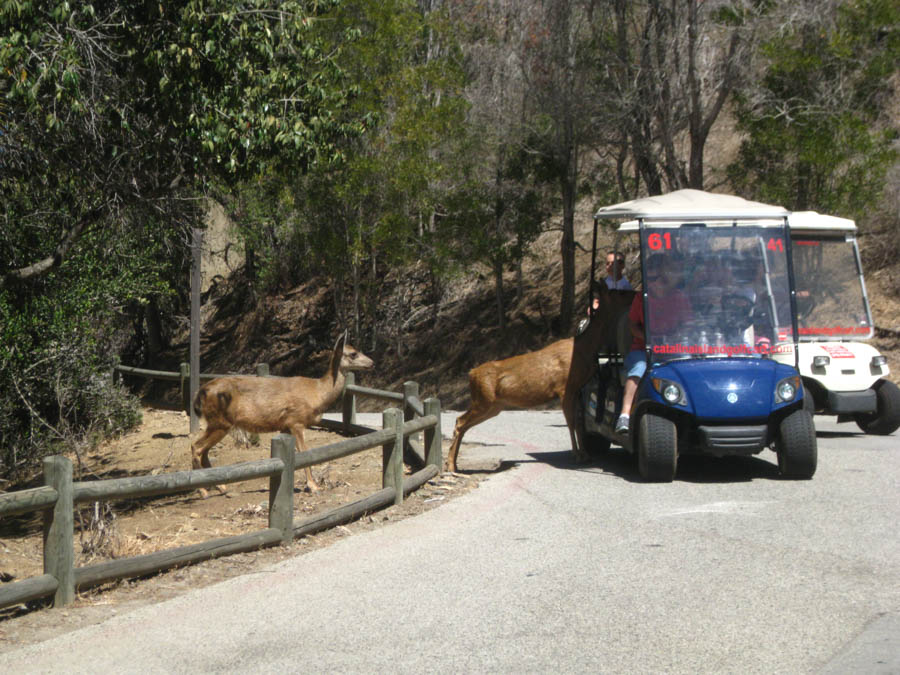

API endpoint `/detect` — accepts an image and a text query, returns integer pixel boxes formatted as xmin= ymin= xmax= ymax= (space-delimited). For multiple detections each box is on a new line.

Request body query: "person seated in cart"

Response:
xmin=690 ymin=251 xmax=772 ymax=353
xmin=615 ymin=252 xmax=692 ymax=434
xmin=587 ymin=251 xmax=633 ymax=315
xmin=604 ymin=250 xmax=632 ymax=290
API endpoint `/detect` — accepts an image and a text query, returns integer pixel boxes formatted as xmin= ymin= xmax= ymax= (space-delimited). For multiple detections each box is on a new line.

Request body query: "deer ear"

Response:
xmin=333 ymin=331 xmax=347 ymax=354
xmin=329 ymin=332 xmax=347 ymax=383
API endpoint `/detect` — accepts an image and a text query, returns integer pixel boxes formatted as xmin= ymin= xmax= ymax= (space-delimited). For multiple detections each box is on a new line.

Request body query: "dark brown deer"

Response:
xmin=447 ymin=286 xmax=634 ymax=472
xmin=191 ymin=332 xmax=374 ymax=493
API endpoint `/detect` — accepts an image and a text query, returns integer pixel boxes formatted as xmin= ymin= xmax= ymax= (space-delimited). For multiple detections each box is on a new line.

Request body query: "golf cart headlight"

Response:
xmin=652 ymin=378 xmax=685 ymax=406
xmin=871 ymin=355 xmax=887 ymax=367
xmin=812 ymin=355 xmax=830 ymax=368
xmin=775 ymin=376 xmax=799 ymax=403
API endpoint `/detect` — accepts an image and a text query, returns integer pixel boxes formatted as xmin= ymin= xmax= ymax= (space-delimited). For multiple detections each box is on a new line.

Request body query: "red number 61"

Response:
xmin=647 ymin=232 xmax=672 ymax=250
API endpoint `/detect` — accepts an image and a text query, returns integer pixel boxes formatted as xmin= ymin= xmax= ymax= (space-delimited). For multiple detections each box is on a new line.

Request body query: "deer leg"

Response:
xmin=190 ymin=427 xmax=229 ymax=497
xmin=191 ymin=428 xmax=228 ymax=470
xmin=562 ymin=392 xmax=588 ymax=464
xmin=446 ymin=404 xmax=502 ymax=473
xmin=290 ymin=425 xmax=319 ymax=492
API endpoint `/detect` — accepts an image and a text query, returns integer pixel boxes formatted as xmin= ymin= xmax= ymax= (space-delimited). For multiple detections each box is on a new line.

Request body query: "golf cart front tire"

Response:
xmin=777 ymin=409 xmax=817 ymax=479
xmin=638 ymin=413 xmax=677 ymax=482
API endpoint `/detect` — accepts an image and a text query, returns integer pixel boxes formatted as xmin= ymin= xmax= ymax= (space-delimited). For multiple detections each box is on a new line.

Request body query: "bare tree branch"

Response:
xmin=1 ymin=207 xmax=102 ymax=287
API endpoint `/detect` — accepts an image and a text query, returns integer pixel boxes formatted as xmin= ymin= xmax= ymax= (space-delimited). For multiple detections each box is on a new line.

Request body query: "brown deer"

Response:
xmin=446 ymin=286 xmax=635 ymax=472
xmin=191 ymin=332 xmax=374 ymax=493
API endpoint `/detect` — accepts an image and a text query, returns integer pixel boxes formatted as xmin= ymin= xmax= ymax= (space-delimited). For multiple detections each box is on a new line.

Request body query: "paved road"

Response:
xmin=1 ymin=411 xmax=898 ymax=674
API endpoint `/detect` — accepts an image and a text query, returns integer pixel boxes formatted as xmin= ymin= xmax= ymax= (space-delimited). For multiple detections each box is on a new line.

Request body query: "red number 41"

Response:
xmin=767 ymin=238 xmax=784 ymax=252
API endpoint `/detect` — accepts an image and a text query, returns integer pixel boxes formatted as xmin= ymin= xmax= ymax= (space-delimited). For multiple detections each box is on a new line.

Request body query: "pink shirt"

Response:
xmin=629 ymin=290 xmax=692 ymax=351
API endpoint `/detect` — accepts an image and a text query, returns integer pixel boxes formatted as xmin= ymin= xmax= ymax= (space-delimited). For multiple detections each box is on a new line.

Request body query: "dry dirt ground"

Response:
xmin=0 ymin=407 xmax=483 ymax=652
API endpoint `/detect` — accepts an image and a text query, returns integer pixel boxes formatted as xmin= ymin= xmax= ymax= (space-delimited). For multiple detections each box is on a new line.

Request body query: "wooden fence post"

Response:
xmin=382 ymin=408 xmax=403 ymax=505
xmin=42 ymin=456 xmax=74 ymax=606
xmin=424 ymin=397 xmax=443 ymax=469
xmin=180 ymin=362 xmax=190 ymax=417
xmin=256 ymin=363 xmax=270 ymax=377
xmin=403 ymin=381 xmax=419 ymax=465
xmin=269 ymin=435 xmax=295 ymax=545
xmin=342 ymin=371 xmax=356 ymax=425
xmin=403 ymin=381 xmax=419 ymax=424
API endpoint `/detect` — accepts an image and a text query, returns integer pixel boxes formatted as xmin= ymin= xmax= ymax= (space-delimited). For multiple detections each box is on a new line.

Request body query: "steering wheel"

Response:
xmin=719 ymin=293 xmax=755 ymax=331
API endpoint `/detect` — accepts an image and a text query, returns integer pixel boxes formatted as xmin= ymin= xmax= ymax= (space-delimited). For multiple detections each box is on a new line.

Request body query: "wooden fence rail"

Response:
xmin=0 ymin=373 xmax=442 ymax=612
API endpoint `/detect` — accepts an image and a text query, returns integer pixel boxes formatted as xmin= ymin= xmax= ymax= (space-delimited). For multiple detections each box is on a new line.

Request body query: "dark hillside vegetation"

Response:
xmin=152 ymin=225 xmax=601 ymax=411
xmin=149 ymin=211 xmax=900 ymax=419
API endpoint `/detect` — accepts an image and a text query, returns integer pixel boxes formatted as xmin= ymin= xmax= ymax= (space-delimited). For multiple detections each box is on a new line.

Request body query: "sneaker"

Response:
xmin=615 ymin=414 xmax=630 ymax=434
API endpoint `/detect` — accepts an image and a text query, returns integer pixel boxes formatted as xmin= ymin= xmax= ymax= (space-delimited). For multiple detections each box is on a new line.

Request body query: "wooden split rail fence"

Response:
xmin=0 ymin=368 xmax=442 ymax=611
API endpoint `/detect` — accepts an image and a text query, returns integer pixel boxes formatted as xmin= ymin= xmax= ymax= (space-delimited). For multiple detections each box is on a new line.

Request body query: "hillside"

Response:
xmin=152 ymin=199 xmax=900 ymax=413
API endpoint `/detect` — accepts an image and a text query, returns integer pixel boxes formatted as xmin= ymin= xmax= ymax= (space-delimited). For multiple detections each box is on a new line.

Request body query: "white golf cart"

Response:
xmin=772 ymin=211 xmax=900 ymax=435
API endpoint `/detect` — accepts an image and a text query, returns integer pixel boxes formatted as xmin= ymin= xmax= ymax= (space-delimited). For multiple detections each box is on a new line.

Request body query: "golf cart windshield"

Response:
xmin=640 ymin=224 xmax=793 ymax=363
xmin=791 ymin=235 xmax=873 ymax=340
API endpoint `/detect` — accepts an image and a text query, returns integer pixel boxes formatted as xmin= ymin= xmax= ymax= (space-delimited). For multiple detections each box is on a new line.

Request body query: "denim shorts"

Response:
xmin=625 ymin=349 xmax=647 ymax=380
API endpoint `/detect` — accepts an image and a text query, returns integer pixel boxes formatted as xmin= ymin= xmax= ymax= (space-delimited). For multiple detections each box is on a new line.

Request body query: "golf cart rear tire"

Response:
xmin=585 ymin=433 xmax=612 ymax=456
xmin=854 ymin=379 xmax=900 ymax=436
xmin=638 ymin=413 xmax=677 ymax=482
xmin=575 ymin=395 xmax=611 ymax=456
xmin=777 ymin=410 xmax=817 ymax=479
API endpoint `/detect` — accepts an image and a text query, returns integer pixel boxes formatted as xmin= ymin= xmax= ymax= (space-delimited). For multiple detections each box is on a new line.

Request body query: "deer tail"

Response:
xmin=192 ymin=387 xmax=206 ymax=419
xmin=193 ymin=386 xmax=232 ymax=420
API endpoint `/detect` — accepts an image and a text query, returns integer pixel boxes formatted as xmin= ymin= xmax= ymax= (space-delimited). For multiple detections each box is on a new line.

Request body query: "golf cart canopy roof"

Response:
xmin=595 ymin=189 xmax=789 ymax=225
xmin=787 ymin=211 xmax=857 ymax=235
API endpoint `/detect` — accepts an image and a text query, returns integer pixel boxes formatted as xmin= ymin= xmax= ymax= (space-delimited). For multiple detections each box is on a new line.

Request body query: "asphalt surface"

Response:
xmin=1 ymin=411 xmax=897 ymax=674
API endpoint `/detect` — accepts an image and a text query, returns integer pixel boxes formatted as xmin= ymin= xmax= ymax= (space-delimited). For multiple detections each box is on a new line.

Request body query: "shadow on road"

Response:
xmin=526 ymin=447 xmax=783 ymax=484
xmin=673 ymin=454 xmax=781 ymax=483
xmin=815 ymin=429 xmax=863 ymax=440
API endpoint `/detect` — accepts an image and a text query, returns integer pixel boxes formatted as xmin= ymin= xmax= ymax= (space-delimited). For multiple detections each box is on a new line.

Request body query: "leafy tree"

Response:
xmin=443 ymin=153 xmax=547 ymax=330
xmin=515 ymin=0 xmax=600 ymax=332
xmin=0 ymin=0 xmax=363 ymax=477
xmin=0 ymin=217 xmax=164 ymax=478
xmin=457 ymin=1 xmax=555 ymax=329
xmin=1 ymin=0 xmax=362 ymax=285
xmin=224 ymin=0 xmax=476 ymax=352
xmin=728 ymin=0 xmax=900 ymax=216
xmin=590 ymin=0 xmax=760 ymax=196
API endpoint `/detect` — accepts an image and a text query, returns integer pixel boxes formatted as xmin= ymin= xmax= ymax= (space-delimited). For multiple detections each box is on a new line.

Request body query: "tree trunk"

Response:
xmin=145 ymin=297 xmax=165 ymax=360
xmin=557 ymin=0 xmax=578 ymax=334
xmin=515 ymin=258 xmax=523 ymax=307
xmin=493 ymin=260 xmax=506 ymax=331
xmin=1 ymin=208 xmax=100 ymax=287
xmin=351 ymin=259 xmax=361 ymax=343
xmin=559 ymin=165 xmax=577 ymax=334
xmin=368 ymin=252 xmax=378 ymax=354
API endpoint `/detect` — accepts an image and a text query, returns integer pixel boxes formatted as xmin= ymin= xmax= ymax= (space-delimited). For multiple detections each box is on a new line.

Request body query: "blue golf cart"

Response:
xmin=580 ymin=190 xmax=817 ymax=481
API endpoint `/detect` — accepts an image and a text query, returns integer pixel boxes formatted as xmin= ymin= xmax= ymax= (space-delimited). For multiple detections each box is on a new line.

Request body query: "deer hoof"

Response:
xmin=571 ymin=449 xmax=590 ymax=464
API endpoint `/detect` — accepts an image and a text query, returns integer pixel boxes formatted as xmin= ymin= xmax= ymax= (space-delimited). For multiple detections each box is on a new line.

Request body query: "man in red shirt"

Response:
xmin=615 ymin=253 xmax=691 ymax=434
